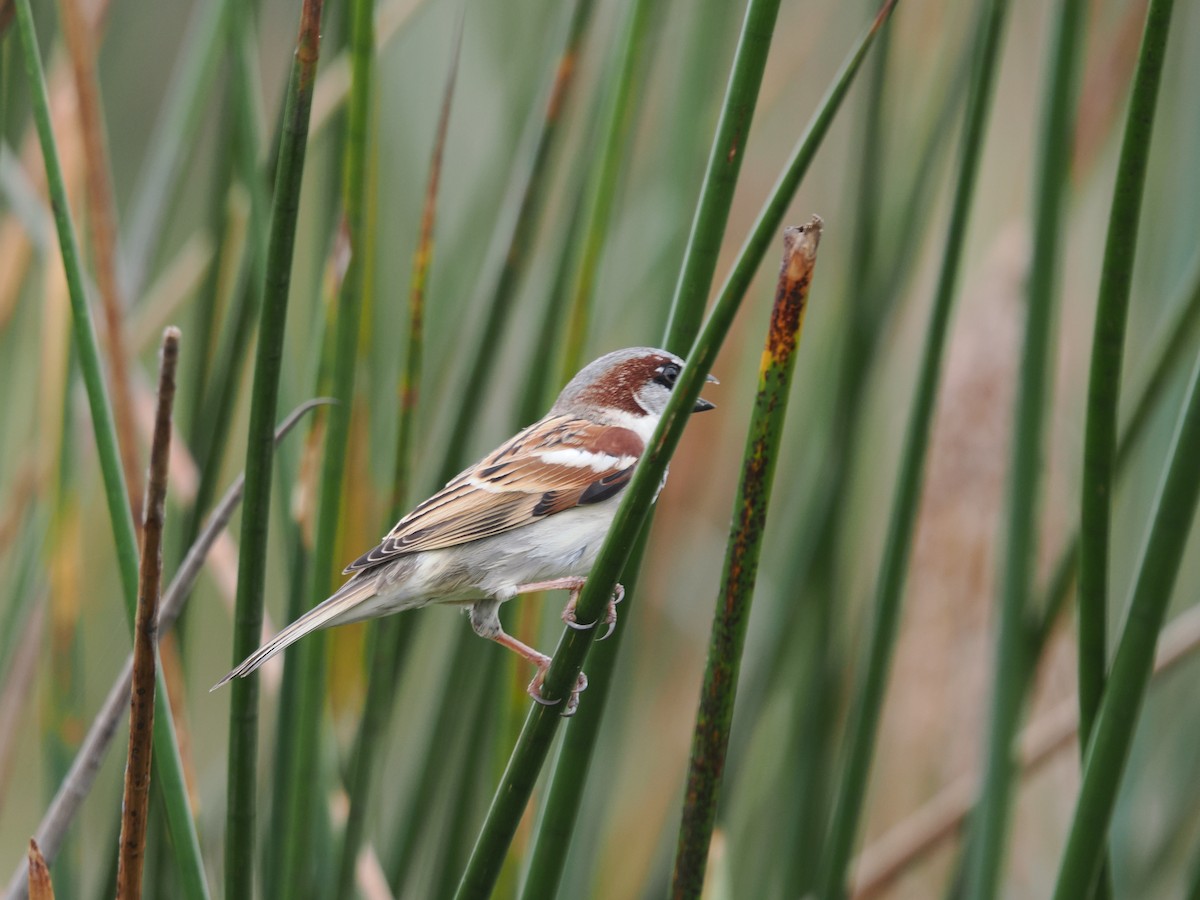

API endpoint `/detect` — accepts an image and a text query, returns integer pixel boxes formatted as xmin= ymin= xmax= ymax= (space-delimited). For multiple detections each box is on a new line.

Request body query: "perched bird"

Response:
xmin=215 ymin=347 xmax=716 ymax=714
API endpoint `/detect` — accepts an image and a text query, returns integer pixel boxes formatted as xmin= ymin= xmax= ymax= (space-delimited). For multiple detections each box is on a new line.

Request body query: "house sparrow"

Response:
xmin=215 ymin=347 xmax=716 ymax=714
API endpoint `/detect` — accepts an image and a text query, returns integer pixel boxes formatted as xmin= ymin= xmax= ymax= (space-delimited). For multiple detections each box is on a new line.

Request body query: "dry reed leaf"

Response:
xmin=26 ymin=840 xmax=53 ymax=900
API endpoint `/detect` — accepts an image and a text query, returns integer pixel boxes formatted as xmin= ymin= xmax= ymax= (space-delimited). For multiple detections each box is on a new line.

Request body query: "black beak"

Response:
xmin=692 ymin=373 xmax=718 ymax=412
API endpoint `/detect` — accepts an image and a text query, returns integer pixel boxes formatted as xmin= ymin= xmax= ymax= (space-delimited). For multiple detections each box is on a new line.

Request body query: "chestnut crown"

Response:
xmin=552 ymin=347 xmax=716 ymax=419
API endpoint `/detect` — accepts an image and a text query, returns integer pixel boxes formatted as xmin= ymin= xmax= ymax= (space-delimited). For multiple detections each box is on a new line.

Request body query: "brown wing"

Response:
xmin=344 ymin=416 xmax=643 ymax=572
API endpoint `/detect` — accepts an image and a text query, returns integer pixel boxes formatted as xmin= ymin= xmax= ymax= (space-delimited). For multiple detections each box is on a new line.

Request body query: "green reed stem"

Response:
xmin=223 ymin=2 xmax=325 ymax=896
xmin=1077 ymin=0 xmax=1174 ymax=761
xmin=660 ymin=0 xmax=782 ymax=351
xmin=278 ymin=1 xmax=371 ymax=893
xmin=1053 ymin=347 xmax=1200 ymax=898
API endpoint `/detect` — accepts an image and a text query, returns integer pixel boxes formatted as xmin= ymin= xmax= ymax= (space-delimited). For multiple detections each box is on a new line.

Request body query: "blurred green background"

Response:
xmin=2 ymin=0 xmax=1200 ymax=896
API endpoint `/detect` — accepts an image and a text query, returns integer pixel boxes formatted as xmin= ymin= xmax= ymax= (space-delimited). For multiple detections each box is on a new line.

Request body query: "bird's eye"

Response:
xmin=655 ymin=364 xmax=680 ymax=388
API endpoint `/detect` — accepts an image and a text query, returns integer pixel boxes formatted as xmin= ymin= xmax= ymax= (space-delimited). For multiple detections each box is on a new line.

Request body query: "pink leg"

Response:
xmin=488 ymin=623 xmax=588 ymax=717
xmin=515 ymin=577 xmax=588 ymax=594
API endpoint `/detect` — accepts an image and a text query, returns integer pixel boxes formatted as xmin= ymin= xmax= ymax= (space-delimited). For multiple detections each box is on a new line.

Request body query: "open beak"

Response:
xmin=693 ymin=373 xmax=719 ymax=412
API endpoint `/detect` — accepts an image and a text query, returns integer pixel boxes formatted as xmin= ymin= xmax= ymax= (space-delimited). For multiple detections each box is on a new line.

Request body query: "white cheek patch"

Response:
xmin=539 ymin=448 xmax=637 ymax=472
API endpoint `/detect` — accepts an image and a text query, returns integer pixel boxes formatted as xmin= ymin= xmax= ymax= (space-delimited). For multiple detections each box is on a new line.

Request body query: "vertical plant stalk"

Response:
xmin=25 ymin=843 xmax=51 ymax=900
xmin=276 ymin=0 xmax=377 ymax=890
xmin=57 ymin=0 xmax=143 ymax=511
xmin=1 ymin=402 xmax=325 ymax=900
xmin=818 ymin=0 xmax=1011 ymax=895
xmin=660 ymin=0 xmax=783 ymax=349
xmin=116 ymin=328 xmax=179 ymax=900
xmin=672 ymin=220 xmax=822 ymax=897
xmin=521 ymin=7 xmax=897 ymax=894
xmin=12 ymin=2 xmax=208 ymax=896
xmin=223 ymin=2 xmax=325 ymax=897
xmin=455 ymin=8 xmax=895 ymax=897
xmin=1053 ymin=347 xmax=1200 ymax=898
xmin=1077 ymin=0 xmax=1175 ymax=756
xmin=966 ymin=0 xmax=1087 ymax=895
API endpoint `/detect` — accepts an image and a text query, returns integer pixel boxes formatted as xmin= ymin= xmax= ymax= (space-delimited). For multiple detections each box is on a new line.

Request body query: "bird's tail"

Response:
xmin=211 ymin=574 xmax=377 ymax=690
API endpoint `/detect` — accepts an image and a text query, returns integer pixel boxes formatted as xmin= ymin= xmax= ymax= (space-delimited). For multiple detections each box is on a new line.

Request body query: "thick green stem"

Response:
xmin=1053 ymin=346 xmax=1200 ymax=897
xmin=659 ymin=0 xmax=783 ymax=349
xmin=278 ymin=0 xmax=371 ymax=891
xmin=1077 ymin=0 xmax=1175 ymax=761
xmin=223 ymin=2 xmax=325 ymax=896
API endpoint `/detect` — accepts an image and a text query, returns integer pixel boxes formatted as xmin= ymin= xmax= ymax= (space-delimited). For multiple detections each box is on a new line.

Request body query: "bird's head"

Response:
xmin=552 ymin=347 xmax=718 ymax=423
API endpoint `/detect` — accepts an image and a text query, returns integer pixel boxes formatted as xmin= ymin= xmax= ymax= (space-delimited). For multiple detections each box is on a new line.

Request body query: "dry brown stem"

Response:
xmin=24 ymin=843 xmax=52 ymax=900
xmin=115 ymin=328 xmax=179 ymax=900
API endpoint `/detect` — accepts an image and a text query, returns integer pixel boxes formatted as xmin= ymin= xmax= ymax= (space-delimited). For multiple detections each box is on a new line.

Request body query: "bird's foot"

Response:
xmin=527 ymin=662 xmax=588 ymax=717
xmin=562 ymin=583 xmax=624 ymax=640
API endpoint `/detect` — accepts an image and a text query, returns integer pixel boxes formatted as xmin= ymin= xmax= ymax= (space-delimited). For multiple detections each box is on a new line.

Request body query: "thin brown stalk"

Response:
xmin=850 ymin=601 xmax=1200 ymax=899
xmin=1 ymin=399 xmax=325 ymax=900
xmin=24 ymin=843 xmax=52 ymax=900
xmin=116 ymin=327 xmax=179 ymax=900
xmin=57 ymin=0 xmax=143 ymax=513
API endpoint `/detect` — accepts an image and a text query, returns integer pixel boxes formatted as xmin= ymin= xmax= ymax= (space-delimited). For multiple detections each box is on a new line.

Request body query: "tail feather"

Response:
xmin=211 ymin=575 xmax=377 ymax=690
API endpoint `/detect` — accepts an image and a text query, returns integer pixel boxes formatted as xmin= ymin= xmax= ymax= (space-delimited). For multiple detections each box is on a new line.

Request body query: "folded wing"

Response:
xmin=345 ymin=416 xmax=643 ymax=572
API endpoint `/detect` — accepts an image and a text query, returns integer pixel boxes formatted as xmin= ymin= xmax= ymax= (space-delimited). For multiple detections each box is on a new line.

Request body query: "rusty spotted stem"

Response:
xmin=671 ymin=219 xmax=823 ymax=898
xmin=116 ymin=328 xmax=179 ymax=900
